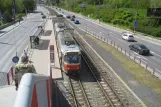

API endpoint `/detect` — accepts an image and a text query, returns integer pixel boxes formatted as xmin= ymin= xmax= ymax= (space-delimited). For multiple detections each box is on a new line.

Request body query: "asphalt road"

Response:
xmin=54 ymin=7 xmax=161 ymax=75
xmin=0 ymin=6 xmax=48 ymax=74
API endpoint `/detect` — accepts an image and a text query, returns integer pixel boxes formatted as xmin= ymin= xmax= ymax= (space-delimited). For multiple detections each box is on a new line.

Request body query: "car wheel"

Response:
xmin=137 ymin=50 xmax=140 ymax=54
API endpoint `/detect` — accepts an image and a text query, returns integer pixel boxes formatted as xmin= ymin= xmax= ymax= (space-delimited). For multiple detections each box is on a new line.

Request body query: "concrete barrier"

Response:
xmin=14 ymin=73 xmax=52 ymax=107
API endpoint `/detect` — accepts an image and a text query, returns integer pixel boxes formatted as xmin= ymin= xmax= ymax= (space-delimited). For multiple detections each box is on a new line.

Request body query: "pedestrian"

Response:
xmin=14 ymin=51 xmax=36 ymax=91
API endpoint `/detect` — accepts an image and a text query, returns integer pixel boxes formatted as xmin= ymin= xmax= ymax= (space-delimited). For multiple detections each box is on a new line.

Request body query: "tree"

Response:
xmin=23 ymin=0 xmax=36 ymax=13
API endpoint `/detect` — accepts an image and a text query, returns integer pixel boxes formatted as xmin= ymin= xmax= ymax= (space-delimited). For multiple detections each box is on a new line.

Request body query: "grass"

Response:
xmin=85 ymin=34 xmax=161 ymax=102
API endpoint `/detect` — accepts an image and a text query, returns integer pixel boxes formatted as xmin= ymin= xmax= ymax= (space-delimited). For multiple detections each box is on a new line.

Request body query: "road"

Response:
xmin=0 ymin=6 xmax=48 ymax=74
xmin=54 ymin=7 xmax=161 ymax=75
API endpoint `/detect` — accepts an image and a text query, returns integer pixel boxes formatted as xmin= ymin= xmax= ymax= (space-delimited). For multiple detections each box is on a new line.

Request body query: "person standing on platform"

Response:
xmin=14 ymin=51 xmax=36 ymax=91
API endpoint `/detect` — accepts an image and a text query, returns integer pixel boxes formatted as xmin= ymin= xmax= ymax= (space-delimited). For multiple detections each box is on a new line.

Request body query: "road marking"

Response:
xmin=132 ymin=52 xmax=148 ymax=60
xmin=150 ymin=51 xmax=161 ymax=58
xmin=155 ymin=69 xmax=161 ymax=73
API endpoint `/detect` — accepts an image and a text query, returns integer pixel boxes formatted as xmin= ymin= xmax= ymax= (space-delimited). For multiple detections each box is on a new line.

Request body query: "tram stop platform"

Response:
xmin=0 ymin=18 xmax=62 ymax=107
xmin=30 ymin=18 xmax=62 ymax=80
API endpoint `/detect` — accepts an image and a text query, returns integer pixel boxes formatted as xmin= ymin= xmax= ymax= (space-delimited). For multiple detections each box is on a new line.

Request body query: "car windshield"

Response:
xmin=129 ymin=35 xmax=133 ymax=37
xmin=139 ymin=44 xmax=148 ymax=49
xmin=64 ymin=52 xmax=80 ymax=63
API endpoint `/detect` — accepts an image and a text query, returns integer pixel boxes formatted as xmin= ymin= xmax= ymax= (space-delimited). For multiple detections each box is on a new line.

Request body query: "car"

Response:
xmin=66 ymin=15 xmax=71 ymax=19
xmin=71 ymin=17 xmax=75 ymax=21
xmin=74 ymin=20 xmax=79 ymax=24
xmin=72 ymin=15 xmax=75 ymax=18
xmin=122 ymin=33 xmax=134 ymax=41
xmin=129 ymin=44 xmax=150 ymax=55
xmin=56 ymin=14 xmax=63 ymax=17
xmin=42 ymin=15 xmax=46 ymax=19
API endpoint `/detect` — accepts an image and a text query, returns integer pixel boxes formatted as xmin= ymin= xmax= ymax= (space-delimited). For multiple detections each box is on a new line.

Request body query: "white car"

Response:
xmin=122 ymin=33 xmax=134 ymax=41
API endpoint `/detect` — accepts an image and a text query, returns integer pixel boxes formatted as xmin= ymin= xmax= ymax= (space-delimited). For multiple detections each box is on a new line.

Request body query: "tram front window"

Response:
xmin=64 ymin=52 xmax=80 ymax=64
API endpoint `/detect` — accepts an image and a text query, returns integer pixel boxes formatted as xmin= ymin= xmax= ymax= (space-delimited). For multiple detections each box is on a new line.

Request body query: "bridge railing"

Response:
xmin=14 ymin=71 xmax=52 ymax=107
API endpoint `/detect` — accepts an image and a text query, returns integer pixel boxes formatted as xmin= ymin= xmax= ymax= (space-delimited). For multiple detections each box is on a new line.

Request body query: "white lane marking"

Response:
xmin=116 ymin=38 xmax=131 ymax=46
xmin=155 ymin=69 xmax=161 ymax=73
xmin=150 ymin=51 xmax=161 ymax=58
xmin=132 ymin=52 xmax=148 ymax=60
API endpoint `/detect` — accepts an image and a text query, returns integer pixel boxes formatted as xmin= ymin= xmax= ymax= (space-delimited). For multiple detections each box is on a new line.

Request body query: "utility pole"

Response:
xmin=134 ymin=0 xmax=139 ymax=33
xmin=12 ymin=0 xmax=16 ymax=22
xmin=98 ymin=0 xmax=101 ymax=24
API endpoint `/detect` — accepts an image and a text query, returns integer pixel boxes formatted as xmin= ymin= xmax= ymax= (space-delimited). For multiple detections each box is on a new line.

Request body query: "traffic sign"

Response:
xmin=12 ymin=56 xmax=19 ymax=63
xmin=134 ymin=21 xmax=139 ymax=27
xmin=80 ymin=4 xmax=86 ymax=8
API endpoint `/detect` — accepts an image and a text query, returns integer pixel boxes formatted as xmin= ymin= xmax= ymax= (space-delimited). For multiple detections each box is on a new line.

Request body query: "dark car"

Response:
xmin=42 ymin=15 xmax=46 ymax=19
xmin=129 ymin=44 xmax=150 ymax=55
xmin=66 ymin=15 xmax=71 ymax=19
xmin=56 ymin=14 xmax=63 ymax=17
xmin=74 ymin=20 xmax=79 ymax=24
xmin=72 ymin=15 xmax=75 ymax=18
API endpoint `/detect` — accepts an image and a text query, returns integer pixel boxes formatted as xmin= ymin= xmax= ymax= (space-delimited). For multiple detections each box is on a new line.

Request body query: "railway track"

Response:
xmin=74 ymin=35 xmax=129 ymax=107
xmin=62 ymin=73 xmax=89 ymax=107
xmin=63 ymin=53 xmax=126 ymax=107
xmin=46 ymin=7 xmax=145 ymax=107
xmin=81 ymin=52 xmax=125 ymax=107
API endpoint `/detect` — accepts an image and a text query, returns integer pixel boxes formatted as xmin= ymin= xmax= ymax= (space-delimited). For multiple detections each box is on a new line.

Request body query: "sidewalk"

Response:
xmin=0 ymin=13 xmax=34 ymax=37
xmin=30 ymin=18 xmax=62 ymax=79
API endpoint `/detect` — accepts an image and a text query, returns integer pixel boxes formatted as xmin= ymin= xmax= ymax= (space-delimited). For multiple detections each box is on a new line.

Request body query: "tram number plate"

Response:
xmin=50 ymin=53 xmax=54 ymax=63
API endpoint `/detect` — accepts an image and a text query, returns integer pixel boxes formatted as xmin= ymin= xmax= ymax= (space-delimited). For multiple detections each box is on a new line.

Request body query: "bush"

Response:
xmin=16 ymin=13 xmax=24 ymax=19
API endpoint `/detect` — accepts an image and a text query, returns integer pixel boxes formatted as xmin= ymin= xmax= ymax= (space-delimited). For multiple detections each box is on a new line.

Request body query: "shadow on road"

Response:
xmin=0 ymin=31 xmax=6 ymax=34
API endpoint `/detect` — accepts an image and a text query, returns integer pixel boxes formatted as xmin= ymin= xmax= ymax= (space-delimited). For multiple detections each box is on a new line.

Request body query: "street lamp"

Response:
xmin=12 ymin=0 xmax=16 ymax=22
xmin=134 ymin=0 xmax=139 ymax=33
xmin=80 ymin=4 xmax=87 ymax=33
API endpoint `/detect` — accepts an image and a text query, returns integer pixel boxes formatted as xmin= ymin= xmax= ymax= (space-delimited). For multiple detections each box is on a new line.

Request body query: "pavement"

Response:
xmin=0 ymin=13 xmax=34 ymax=37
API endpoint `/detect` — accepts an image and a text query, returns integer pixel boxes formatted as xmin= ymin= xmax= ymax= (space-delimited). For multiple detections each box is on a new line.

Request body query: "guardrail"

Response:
xmin=86 ymin=31 xmax=161 ymax=80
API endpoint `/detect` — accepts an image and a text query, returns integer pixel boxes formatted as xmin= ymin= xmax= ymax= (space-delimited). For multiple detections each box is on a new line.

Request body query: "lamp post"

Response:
xmin=80 ymin=4 xmax=87 ymax=33
xmin=134 ymin=0 xmax=139 ymax=33
xmin=12 ymin=0 xmax=16 ymax=22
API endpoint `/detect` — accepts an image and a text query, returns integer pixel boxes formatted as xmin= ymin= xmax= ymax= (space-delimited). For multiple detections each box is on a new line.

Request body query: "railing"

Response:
xmin=14 ymin=73 xmax=52 ymax=107
xmin=0 ymin=67 xmax=14 ymax=86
